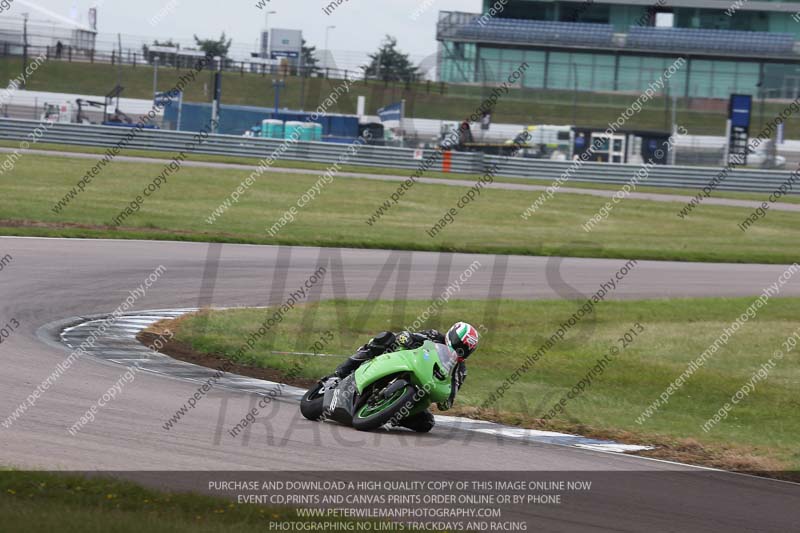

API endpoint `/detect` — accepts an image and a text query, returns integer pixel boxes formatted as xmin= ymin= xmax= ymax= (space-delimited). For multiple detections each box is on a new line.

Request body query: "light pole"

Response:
xmin=272 ymin=79 xmax=286 ymax=112
xmin=21 ymin=13 xmax=28 ymax=89
xmin=757 ymin=68 xmax=766 ymax=133
xmin=324 ymin=25 xmax=336 ymax=71
xmin=571 ymin=62 xmax=578 ymax=126
xmin=152 ymin=55 xmax=159 ymax=97
xmin=211 ymin=56 xmax=223 ymax=134
xmin=263 ymin=10 xmax=277 ymax=58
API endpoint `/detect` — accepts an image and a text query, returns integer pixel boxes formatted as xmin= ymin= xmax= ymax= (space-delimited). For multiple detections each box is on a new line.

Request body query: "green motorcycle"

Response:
xmin=300 ymin=340 xmax=457 ymax=432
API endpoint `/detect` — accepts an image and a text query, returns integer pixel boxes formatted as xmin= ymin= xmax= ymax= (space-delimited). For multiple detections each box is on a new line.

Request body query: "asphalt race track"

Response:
xmin=1 ymin=236 xmax=798 ymax=531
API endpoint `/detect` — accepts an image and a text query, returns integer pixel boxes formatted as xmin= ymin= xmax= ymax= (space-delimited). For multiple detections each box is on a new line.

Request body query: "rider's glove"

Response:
xmin=419 ymin=329 xmax=444 ymax=342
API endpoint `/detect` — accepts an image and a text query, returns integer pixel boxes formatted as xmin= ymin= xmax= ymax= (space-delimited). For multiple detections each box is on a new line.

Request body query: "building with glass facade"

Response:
xmin=437 ymin=1 xmax=800 ymax=99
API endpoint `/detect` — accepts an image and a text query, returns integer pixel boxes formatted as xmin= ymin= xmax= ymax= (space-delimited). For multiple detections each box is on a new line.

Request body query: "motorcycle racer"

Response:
xmin=333 ymin=322 xmax=479 ymax=432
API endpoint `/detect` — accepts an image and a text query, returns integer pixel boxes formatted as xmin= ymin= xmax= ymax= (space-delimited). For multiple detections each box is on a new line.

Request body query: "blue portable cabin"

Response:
xmin=260 ymin=110 xmax=359 ymax=143
xmin=164 ymin=101 xmax=360 ymax=142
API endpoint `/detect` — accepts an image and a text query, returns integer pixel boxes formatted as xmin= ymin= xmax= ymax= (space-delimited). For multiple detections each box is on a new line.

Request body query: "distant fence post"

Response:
xmin=474 ymin=151 xmax=487 ymax=174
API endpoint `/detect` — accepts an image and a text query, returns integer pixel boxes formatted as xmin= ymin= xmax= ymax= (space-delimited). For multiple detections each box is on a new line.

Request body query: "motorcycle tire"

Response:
xmin=352 ymin=379 xmax=417 ymax=431
xmin=300 ymin=381 xmax=326 ymax=421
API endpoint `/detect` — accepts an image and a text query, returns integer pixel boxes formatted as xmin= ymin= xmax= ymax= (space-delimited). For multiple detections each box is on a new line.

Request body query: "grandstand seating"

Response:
xmin=440 ymin=11 xmax=796 ymax=56
xmin=626 ymin=26 xmax=795 ymax=55
xmin=454 ymin=17 xmax=615 ymax=47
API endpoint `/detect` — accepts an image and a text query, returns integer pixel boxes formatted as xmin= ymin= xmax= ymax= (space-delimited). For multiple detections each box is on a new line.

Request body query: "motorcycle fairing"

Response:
xmin=353 ymin=340 xmax=453 ymax=404
xmin=322 ymin=374 xmax=358 ymax=425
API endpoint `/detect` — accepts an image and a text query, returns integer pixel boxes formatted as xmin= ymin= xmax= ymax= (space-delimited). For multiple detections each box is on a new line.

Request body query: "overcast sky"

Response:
xmin=14 ymin=0 xmax=483 ymax=61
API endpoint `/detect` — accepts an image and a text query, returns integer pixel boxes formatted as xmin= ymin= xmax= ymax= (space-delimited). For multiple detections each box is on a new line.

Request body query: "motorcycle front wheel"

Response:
xmin=300 ymin=381 xmax=326 ymax=421
xmin=352 ymin=378 xmax=417 ymax=431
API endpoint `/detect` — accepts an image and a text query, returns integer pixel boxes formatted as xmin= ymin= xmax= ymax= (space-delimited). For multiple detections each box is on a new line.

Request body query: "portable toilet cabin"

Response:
xmin=262 ymin=119 xmax=284 ymax=138
xmin=311 ymin=123 xmax=323 ymax=141
xmin=301 ymin=122 xmax=316 ymax=142
xmin=284 ymin=121 xmax=305 ymax=141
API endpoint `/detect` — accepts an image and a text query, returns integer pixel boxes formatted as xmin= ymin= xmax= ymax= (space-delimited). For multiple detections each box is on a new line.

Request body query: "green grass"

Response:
xmin=6 ymin=139 xmax=800 ymax=205
xmin=171 ymin=299 xmax=800 ymax=471
xmin=4 ymin=56 xmax=798 ymax=136
xmin=1 ymin=152 xmax=798 ymax=264
xmin=0 ymin=470 xmax=365 ymax=533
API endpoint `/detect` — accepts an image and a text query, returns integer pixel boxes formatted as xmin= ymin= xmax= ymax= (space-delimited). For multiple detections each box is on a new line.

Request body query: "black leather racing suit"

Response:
xmin=334 ymin=330 xmax=467 ymax=432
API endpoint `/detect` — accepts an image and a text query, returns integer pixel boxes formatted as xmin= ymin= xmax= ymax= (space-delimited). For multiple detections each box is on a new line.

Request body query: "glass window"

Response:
xmin=480 ymin=47 xmax=502 ymax=60
xmin=502 ymin=49 xmax=524 ymax=63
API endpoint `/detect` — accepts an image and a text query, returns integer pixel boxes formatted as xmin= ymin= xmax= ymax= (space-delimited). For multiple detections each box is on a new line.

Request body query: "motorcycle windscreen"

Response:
xmin=434 ymin=343 xmax=458 ymax=375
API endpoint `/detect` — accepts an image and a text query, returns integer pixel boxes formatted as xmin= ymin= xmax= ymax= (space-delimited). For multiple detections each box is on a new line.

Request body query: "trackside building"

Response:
xmin=437 ymin=0 xmax=800 ymax=99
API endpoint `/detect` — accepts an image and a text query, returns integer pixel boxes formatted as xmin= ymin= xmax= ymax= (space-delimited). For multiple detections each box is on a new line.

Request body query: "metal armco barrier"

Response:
xmin=0 ymin=119 xmax=484 ymax=175
xmin=0 ymin=118 xmax=796 ymax=195
xmin=486 ymin=155 xmax=798 ymax=194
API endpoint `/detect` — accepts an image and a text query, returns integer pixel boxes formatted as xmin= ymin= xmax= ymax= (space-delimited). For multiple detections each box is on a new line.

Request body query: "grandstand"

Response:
xmin=437 ymin=1 xmax=800 ymax=99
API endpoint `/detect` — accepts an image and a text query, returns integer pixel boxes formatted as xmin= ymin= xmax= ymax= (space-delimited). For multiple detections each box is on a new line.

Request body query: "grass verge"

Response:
xmin=148 ymin=299 xmax=800 ymax=478
xmin=4 ymin=139 xmax=800 ymax=205
xmin=1 ymin=152 xmax=798 ymax=264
